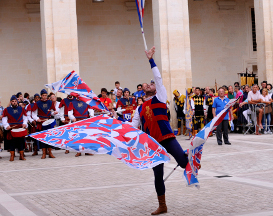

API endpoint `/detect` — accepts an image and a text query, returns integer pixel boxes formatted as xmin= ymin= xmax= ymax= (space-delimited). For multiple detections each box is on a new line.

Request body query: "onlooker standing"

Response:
xmin=228 ymin=86 xmax=235 ymax=99
xmin=267 ymin=84 xmax=273 ymax=98
xmin=234 ymin=86 xmax=243 ymax=103
xmin=133 ymin=84 xmax=145 ymax=99
xmin=212 ymin=88 xmax=233 ymax=145
xmin=116 ymin=89 xmax=123 ymax=103
xmin=113 ymin=81 xmax=122 ymax=96
xmin=260 ymin=81 xmax=267 ymax=94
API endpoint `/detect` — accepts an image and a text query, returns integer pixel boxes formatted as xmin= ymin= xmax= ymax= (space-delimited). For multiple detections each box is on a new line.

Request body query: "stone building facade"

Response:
xmin=0 ymin=0 xmax=273 ymax=127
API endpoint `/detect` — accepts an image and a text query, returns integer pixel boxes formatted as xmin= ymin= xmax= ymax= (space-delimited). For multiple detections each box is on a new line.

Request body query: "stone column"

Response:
xmin=254 ymin=0 xmax=273 ymax=84
xmin=40 ymin=0 xmax=79 ymax=85
xmin=152 ymin=0 xmax=192 ymax=129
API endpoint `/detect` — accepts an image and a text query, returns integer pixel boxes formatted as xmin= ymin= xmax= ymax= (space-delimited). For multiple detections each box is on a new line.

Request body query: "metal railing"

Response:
xmin=233 ymin=103 xmax=273 ymax=135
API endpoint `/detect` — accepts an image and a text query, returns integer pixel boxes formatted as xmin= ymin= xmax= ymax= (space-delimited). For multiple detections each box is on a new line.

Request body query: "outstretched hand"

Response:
xmin=145 ymin=46 xmax=155 ymax=60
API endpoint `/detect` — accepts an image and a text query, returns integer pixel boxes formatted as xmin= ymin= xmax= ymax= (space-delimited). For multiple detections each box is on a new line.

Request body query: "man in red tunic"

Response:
xmin=68 ymin=97 xmax=94 ymax=157
xmin=2 ymin=95 xmax=28 ymax=161
xmin=32 ymin=89 xmax=56 ymax=159
xmin=119 ymin=47 xmax=190 ymax=215
xmin=59 ymin=95 xmax=76 ymax=154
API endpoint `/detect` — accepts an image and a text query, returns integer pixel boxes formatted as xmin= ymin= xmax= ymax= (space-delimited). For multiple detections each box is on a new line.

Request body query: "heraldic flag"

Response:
xmin=45 ymin=71 xmax=108 ymax=112
xmin=183 ymin=97 xmax=240 ymax=188
xmin=30 ymin=115 xmax=170 ymax=170
xmin=185 ymin=89 xmax=193 ymax=138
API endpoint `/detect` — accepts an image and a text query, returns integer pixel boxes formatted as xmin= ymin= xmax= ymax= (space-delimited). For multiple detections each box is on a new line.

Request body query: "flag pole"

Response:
xmin=141 ymin=28 xmax=148 ymax=51
xmin=164 ymin=164 xmax=179 ymax=182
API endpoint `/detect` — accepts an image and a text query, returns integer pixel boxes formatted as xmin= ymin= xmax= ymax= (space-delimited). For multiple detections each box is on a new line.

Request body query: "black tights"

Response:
xmin=152 ymin=138 xmax=188 ymax=196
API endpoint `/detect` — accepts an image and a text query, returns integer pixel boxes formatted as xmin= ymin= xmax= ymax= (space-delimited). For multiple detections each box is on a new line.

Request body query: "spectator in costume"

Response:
xmin=116 ymin=88 xmax=137 ymax=122
xmin=173 ymin=90 xmax=185 ymax=136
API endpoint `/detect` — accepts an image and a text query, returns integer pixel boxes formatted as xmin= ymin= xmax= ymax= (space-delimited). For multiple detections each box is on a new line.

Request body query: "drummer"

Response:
xmin=59 ymin=95 xmax=76 ymax=154
xmin=68 ymin=97 xmax=95 ymax=157
xmin=2 ymin=95 xmax=28 ymax=161
xmin=32 ymin=89 xmax=56 ymax=159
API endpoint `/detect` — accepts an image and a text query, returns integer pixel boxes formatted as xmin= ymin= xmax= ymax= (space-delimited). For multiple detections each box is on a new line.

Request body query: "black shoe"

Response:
xmin=225 ymin=142 xmax=231 ymax=145
xmin=218 ymin=143 xmax=222 ymax=145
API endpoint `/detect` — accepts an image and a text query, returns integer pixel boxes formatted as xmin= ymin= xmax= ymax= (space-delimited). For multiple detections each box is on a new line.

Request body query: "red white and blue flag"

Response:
xmin=135 ymin=0 xmax=145 ymax=28
xmin=185 ymin=90 xmax=193 ymax=139
xmin=30 ymin=115 xmax=170 ymax=170
xmin=183 ymin=97 xmax=240 ymax=188
xmin=45 ymin=71 xmax=108 ymax=112
xmin=135 ymin=0 xmax=147 ymax=50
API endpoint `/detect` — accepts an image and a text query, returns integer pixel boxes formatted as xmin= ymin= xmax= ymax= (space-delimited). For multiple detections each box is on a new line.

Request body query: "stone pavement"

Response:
xmin=0 ymin=133 xmax=273 ymax=216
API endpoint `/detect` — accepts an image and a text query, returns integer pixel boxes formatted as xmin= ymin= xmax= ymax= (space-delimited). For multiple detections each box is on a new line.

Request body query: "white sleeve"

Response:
xmin=125 ymin=107 xmax=141 ymax=128
xmin=2 ymin=116 xmax=9 ymax=130
xmin=27 ymin=111 xmax=34 ymax=123
xmin=32 ymin=109 xmax=39 ymax=121
xmin=59 ymin=107 xmax=65 ymax=121
xmin=23 ymin=115 xmax=28 ymax=125
xmin=153 ymin=66 xmax=167 ymax=103
xmin=117 ymin=106 xmax=122 ymax=112
xmin=203 ymin=99 xmax=208 ymax=114
xmin=191 ymin=98 xmax=195 ymax=110
xmin=88 ymin=109 xmax=94 ymax=117
xmin=52 ymin=102 xmax=60 ymax=119
xmin=68 ymin=110 xmax=75 ymax=120
xmin=173 ymin=99 xmax=178 ymax=111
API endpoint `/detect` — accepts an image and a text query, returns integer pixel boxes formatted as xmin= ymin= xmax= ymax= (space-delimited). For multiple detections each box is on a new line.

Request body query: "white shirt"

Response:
xmin=52 ymin=101 xmax=61 ymax=119
xmin=25 ymin=104 xmax=34 ymax=123
xmin=113 ymin=87 xmax=123 ymax=96
xmin=247 ymin=90 xmax=261 ymax=101
xmin=260 ymin=94 xmax=271 ymax=102
xmin=68 ymin=108 xmax=94 ymax=121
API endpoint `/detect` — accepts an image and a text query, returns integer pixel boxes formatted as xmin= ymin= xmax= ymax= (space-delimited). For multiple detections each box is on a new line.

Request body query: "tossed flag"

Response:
xmin=135 ymin=0 xmax=147 ymax=50
xmin=45 ymin=71 xmax=108 ymax=112
xmin=185 ymin=89 xmax=193 ymax=138
xmin=30 ymin=115 xmax=170 ymax=170
xmin=183 ymin=97 xmax=240 ymax=188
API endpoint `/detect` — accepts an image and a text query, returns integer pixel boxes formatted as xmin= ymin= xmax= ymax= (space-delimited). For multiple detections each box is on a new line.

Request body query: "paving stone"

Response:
xmin=0 ymin=134 xmax=273 ymax=215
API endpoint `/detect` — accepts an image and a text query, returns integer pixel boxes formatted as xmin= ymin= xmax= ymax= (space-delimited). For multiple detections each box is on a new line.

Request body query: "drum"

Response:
xmin=42 ymin=119 xmax=56 ymax=130
xmin=11 ymin=128 xmax=28 ymax=138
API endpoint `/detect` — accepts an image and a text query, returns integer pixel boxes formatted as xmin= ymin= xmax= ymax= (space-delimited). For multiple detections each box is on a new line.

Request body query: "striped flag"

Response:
xmin=185 ymin=90 xmax=193 ymax=139
xmin=135 ymin=0 xmax=145 ymax=28
xmin=30 ymin=115 xmax=170 ymax=170
xmin=45 ymin=71 xmax=108 ymax=112
xmin=183 ymin=97 xmax=240 ymax=188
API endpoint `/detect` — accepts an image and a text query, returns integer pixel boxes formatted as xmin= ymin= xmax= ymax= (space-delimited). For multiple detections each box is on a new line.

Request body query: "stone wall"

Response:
xmin=76 ymin=0 xmax=154 ymax=95
xmin=189 ymin=0 xmax=255 ymax=90
xmin=0 ymin=0 xmax=45 ymax=106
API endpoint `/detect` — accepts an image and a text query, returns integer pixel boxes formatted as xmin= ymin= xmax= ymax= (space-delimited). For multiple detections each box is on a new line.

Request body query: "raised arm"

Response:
xmin=145 ymin=47 xmax=167 ymax=103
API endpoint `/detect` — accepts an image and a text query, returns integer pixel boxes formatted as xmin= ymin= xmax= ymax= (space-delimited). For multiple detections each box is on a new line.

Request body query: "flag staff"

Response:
xmin=135 ymin=0 xmax=148 ymax=51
